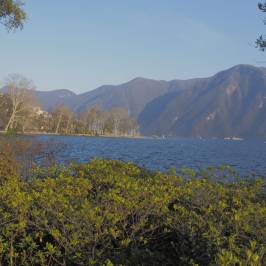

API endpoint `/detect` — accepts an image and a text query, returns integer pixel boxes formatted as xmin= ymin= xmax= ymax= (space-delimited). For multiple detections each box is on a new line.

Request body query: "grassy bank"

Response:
xmin=0 ymin=130 xmax=144 ymax=139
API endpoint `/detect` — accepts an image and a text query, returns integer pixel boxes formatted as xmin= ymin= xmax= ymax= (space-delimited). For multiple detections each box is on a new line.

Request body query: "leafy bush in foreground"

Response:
xmin=0 ymin=155 xmax=265 ymax=265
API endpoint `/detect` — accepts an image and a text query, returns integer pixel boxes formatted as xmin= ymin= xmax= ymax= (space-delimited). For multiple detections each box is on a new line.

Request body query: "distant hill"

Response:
xmin=139 ymin=65 xmax=266 ymax=139
xmin=71 ymin=78 xmax=171 ymax=118
xmin=0 ymin=87 xmax=76 ymax=111
xmin=2 ymin=64 xmax=266 ymax=139
xmin=35 ymin=89 xmax=77 ymax=111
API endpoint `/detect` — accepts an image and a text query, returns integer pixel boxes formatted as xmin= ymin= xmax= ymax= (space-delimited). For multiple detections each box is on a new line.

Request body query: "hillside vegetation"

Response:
xmin=0 ymin=140 xmax=265 ymax=265
xmin=0 ymin=76 xmax=138 ymax=136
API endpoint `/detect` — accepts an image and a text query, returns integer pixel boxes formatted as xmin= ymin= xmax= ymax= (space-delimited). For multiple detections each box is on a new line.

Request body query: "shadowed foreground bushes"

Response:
xmin=0 ymin=152 xmax=265 ymax=265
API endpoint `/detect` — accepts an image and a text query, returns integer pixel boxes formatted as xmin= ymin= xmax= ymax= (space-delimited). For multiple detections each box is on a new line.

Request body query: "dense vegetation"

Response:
xmin=0 ymin=75 xmax=139 ymax=136
xmin=0 ymin=140 xmax=265 ymax=265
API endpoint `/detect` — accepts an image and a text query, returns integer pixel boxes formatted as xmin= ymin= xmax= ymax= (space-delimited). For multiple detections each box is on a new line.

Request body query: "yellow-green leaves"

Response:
xmin=0 ymin=159 xmax=265 ymax=265
xmin=0 ymin=0 xmax=26 ymax=31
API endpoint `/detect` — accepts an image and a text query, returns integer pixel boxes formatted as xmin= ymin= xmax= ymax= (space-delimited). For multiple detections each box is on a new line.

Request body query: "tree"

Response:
xmin=0 ymin=92 xmax=11 ymax=130
xmin=0 ymin=0 xmax=26 ymax=31
xmin=120 ymin=117 xmax=139 ymax=136
xmin=106 ymin=107 xmax=139 ymax=136
xmin=4 ymin=74 xmax=37 ymax=132
xmin=79 ymin=105 xmax=105 ymax=135
xmin=107 ymin=107 xmax=128 ymax=136
xmin=51 ymin=105 xmax=74 ymax=134
xmin=257 ymin=2 xmax=266 ymax=50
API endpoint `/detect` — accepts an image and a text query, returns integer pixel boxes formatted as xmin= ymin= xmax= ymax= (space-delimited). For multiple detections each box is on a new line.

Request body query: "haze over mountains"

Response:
xmin=2 ymin=64 xmax=266 ymax=139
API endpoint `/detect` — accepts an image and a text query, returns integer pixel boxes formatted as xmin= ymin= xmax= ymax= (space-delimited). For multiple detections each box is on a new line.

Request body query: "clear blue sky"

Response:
xmin=0 ymin=0 xmax=265 ymax=93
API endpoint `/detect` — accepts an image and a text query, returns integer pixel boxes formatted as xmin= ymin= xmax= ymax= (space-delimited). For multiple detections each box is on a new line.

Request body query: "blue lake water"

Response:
xmin=24 ymin=135 xmax=266 ymax=176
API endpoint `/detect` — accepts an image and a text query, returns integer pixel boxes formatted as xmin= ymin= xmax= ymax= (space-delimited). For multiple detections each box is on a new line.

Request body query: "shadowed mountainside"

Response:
xmin=139 ymin=65 xmax=266 ymax=139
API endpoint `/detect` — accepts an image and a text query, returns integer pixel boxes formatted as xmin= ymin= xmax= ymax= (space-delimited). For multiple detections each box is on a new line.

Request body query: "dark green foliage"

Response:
xmin=257 ymin=2 xmax=266 ymax=50
xmin=0 ymin=155 xmax=265 ymax=265
xmin=0 ymin=0 xmax=26 ymax=31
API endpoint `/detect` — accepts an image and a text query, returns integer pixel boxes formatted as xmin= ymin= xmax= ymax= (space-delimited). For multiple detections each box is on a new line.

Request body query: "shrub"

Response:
xmin=0 ymin=156 xmax=265 ymax=265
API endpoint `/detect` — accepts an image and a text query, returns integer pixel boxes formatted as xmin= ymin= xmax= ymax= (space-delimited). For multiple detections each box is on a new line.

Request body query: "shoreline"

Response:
xmin=0 ymin=131 xmax=148 ymax=139
xmin=2 ymin=131 xmax=265 ymax=142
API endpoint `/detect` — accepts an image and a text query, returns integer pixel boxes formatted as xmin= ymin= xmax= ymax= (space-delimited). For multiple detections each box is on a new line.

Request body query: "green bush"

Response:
xmin=5 ymin=129 xmax=18 ymax=136
xmin=0 ymin=158 xmax=265 ymax=265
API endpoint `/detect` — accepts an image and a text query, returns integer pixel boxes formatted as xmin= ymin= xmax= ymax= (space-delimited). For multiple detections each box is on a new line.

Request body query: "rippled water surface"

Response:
xmin=20 ymin=135 xmax=266 ymax=176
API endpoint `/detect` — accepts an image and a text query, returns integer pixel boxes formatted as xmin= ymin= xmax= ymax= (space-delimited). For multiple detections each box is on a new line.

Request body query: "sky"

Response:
xmin=0 ymin=0 xmax=266 ymax=93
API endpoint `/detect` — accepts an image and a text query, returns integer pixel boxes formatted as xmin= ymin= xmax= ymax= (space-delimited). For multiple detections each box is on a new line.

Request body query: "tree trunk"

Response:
xmin=55 ymin=113 xmax=63 ymax=134
xmin=5 ymin=111 xmax=16 ymax=132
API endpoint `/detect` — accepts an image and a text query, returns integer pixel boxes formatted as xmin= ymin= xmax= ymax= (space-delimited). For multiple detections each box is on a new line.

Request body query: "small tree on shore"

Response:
xmin=51 ymin=105 xmax=75 ymax=134
xmin=4 ymin=74 xmax=37 ymax=132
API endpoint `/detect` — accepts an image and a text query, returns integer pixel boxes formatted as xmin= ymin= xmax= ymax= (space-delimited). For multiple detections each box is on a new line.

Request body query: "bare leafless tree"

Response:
xmin=4 ymin=74 xmax=37 ymax=132
xmin=51 ymin=105 xmax=74 ymax=134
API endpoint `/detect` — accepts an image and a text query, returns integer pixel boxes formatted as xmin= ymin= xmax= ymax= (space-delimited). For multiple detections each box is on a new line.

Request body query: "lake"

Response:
xmin=19 ymin=135 xmax=266 ymax=176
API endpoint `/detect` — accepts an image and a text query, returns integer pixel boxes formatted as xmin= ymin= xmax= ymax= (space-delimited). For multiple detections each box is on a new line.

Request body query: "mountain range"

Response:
xmin=2 ymin=64 xmax=266 ymax=139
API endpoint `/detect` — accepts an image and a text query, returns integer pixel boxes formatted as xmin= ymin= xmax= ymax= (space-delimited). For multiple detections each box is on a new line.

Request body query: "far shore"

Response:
xmin=0 ymin=131 xmax=150 ymax=139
